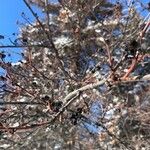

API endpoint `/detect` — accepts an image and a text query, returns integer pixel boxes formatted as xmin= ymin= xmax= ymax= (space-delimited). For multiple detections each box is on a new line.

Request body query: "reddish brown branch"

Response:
xmin=122 ymin=56 xmax=138 ymax=80
xmin=140 ymin=21 xmax=150 ymax=38
xmin=104 ymin=42 xmax=113 ymax=68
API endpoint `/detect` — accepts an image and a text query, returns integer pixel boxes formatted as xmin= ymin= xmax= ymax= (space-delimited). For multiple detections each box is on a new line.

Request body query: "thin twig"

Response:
xmin=122 ymin=55 xmax=139 ymax=79
xmin=0 ymin=101 xmax=45 ymax=105
xmin=0 ymin=44 xmax=48 ymax=49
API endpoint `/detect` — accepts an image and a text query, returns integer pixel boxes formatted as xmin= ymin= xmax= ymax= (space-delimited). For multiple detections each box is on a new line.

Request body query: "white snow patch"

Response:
xmin=0 ymin=144 xmax=10 ymax=149
xmin=12 ymin=122 xmax=19 ymax=127
xmin=54 ymin=36 xmax=72 ymax=47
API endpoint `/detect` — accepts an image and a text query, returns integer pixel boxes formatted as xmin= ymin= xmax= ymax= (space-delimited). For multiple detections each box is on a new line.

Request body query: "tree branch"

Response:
xmin=0 ymin=44 xmax=48 ymax=49
xmin=0 ymin=101 xmax=45 ymax=105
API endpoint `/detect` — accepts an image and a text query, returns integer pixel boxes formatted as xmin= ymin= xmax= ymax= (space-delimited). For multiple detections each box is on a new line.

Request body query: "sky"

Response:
xmin=0 ymin=0 xmax=35 ymax=63
xmin=0 ymin=0 xmax=32 ymax=40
